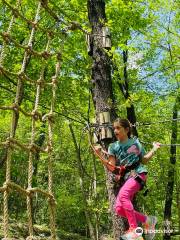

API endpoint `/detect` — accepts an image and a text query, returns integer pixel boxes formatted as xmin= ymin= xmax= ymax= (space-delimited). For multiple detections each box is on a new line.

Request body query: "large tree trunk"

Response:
xmin=163 ymin=95 xmax=179 ymax=240
xmin=87 ymin=1 xmax=125 ymax=239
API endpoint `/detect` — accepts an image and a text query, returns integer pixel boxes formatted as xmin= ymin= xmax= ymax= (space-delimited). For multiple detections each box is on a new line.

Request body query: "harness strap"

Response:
xmin=112 ymin=161 xmax=141 ymax=180
xmin=125 ymin=161 xmax=141 ymax=172
xmin=134 ymin=174 xmax=146 ymax=190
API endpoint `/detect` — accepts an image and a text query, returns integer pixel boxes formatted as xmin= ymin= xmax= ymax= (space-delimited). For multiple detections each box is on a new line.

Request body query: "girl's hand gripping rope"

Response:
xmin=92 ymin=145 xmax=126 ymax=181
xmin=152 ymin=142 xmax=161 ymax=153
xmin=112 ymin=165 xmax=126 ymax=182
xmin=92 ymin=144 xmax=117 ymax=173
xmin=93 ymin=144 xmax=102 ymax=155
xmin=142 ymin=142 xmax=161 ymax=164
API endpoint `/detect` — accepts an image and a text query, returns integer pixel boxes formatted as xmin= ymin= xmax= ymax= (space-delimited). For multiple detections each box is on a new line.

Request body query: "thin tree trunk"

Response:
xmin=170 ymin=133 xmax=179 ymax=236
xmin=176 ymin=172 xmax=180 ymax=236
xmin=92 ymin=153 xmax=99 ymax=240
xmin=163 ymin=95 xmax=179 ymax=240
xmin=87 ymin=1 xmax=125 ymax=239
xmin=117 ymin=47 xmax=138 ymax=137
xmin=69 ymin=123 xmax=96 ymax=240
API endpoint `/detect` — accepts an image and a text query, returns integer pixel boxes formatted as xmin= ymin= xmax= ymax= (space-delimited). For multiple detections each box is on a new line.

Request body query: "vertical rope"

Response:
xmin=21 ymin=1 xmax=41 ymax=74
xmin=0 ymin=0 xmax=20 ymax=65
xmin=24 ymin=2 xmax=42 ymax=240
xmin=3 ymin=148 xmax=11 ymax=240
xmin=47 ymin=56 xmax=61 ymax=240
xmin=2 ymin=1 xmax=21 ymax=239
xmin=26 ymin=27 xmax=51 ymax=240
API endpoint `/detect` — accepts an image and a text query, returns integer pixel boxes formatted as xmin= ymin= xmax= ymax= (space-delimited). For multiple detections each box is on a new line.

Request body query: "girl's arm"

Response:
xmin=142 ymin=142 xmax=161 ymax=164
xmin=93 ymin=145 xmax=116 ymax=166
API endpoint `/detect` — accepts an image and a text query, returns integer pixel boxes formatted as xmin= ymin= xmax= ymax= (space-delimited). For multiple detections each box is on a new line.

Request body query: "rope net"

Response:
xmin=0 ymin=0 xmax=68 ymax=239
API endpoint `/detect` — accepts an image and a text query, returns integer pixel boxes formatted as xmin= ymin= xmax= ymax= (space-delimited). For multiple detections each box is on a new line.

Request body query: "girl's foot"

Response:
xmin=144 ymin=216 xmax=157 ymax=240
xmin=121 ymin=228 xmax=144 ymax=240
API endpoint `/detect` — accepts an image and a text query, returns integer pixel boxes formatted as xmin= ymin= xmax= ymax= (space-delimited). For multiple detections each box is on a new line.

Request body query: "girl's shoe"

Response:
xmin=144 ymin=216 xmax=157 ymax=240
xmin=121 ymin=228 xmax=144 ymax=240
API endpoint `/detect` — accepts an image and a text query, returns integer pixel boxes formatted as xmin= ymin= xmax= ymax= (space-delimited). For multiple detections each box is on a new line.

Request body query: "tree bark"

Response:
xmin=87 ymin=1 xmax=125 ymax=239
xmin=163 ymin=95 xmax=179 ymax=240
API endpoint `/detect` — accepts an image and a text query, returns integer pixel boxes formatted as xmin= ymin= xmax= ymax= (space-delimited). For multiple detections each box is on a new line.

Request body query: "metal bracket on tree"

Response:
xmin=93 ymin=111 xmax=113 ymax=144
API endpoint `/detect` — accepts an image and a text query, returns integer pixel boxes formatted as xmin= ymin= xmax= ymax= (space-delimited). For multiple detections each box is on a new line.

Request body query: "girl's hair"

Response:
xmin=114 ymin=118 xmax=132 ymax=138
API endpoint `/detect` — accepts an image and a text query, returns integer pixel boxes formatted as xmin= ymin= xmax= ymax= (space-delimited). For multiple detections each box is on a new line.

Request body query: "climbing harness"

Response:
xmin=92 ymin=141 xmax=144 ymax=183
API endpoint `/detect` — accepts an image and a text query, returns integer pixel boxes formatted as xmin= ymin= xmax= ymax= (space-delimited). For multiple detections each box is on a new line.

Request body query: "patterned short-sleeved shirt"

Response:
xmin=108 ymin=138 xmax=148 ymax=177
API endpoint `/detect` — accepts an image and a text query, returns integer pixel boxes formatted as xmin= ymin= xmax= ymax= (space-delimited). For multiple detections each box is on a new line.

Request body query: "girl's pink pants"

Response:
xmin=115 ymin=173 xmax=147 ymax=228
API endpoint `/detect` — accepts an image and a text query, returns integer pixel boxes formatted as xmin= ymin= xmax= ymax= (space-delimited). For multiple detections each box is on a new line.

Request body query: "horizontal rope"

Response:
xmin=159 ymin=143 xmax=180 ymax=147
xmin=1 ymin=0 xmax=90 ymax=53
xmin=2 ymin=0 xmax=59 ymax=37
xmin=131 ymin=118 xmax=180 ymax=127
xmin=0 ymin=105 xmax=42 ymax=119
xmin=140 ymin=141 xmax=180 ymax=147
xmin=0 ymin=32 xmax=57 ymax=59
xmin=0 ymin=137 xmax=47 ymax=153
xmin=87 ymin=118 xmax=180 ymax=129
xmin=1 ymin=0 xmax=85 ymax=37
xmin=28 ymin=188 xmax=56 ymax=202
xmin=84 ymin=123 xmax=180 ymax=147
xmin=0 ymin=181 xmax=56 ymax=201
xmin=0 ymin=64 xmax=18 ymax=77
xmin=0 ymin=83 xmax=85 ymax=125
xmin=0 ymin=63 xmax=62 ymax=86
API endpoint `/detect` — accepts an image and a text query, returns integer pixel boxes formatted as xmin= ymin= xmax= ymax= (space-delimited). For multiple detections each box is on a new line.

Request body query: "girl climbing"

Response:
xmin=94 ymin=118 xmax=161 ymax=240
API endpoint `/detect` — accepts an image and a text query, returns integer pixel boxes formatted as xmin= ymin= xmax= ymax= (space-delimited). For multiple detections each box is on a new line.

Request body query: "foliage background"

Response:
xmin=0 ymin=0 xmax=179 ymax=239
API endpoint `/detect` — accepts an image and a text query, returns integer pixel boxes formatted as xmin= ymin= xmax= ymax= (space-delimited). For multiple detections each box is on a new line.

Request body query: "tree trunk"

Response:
xmin=92 ymin=153 xmax=99 ymax=240
xmin=117 ymin=47 xmax=138 ymax=137
xmin=176 ymin=173 xmax=180 ymax=236
xmin=69 ymin=123 xmax=96 ymax=240
xmin=163 ymin=95 xmax=179 ymax=240
xmin=87 ymin=1 xmax=125 ymax=239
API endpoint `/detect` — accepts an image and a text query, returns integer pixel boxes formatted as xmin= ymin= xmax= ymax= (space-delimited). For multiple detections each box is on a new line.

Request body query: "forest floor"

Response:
xmin=0 ymin=217 xmax=90 ymax=240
